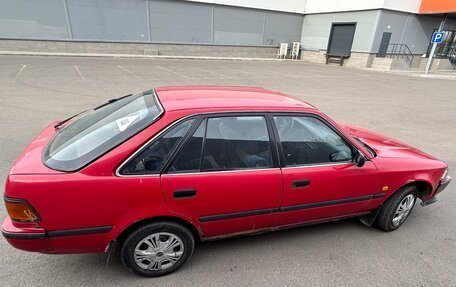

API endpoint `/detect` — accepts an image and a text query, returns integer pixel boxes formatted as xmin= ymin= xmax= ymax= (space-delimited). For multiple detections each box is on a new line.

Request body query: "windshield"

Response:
xmin=43 ymin=90 xmax=164 ymax=171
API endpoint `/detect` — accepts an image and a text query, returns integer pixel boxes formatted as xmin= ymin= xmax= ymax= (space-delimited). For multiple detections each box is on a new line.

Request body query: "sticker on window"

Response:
xmin=116 ymin=114 xmax=139 ymax=132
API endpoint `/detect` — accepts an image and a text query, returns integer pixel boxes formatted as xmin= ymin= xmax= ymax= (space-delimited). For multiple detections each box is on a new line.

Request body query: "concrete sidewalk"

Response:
xmin=0 ymin=49 xmax=289 ymax=61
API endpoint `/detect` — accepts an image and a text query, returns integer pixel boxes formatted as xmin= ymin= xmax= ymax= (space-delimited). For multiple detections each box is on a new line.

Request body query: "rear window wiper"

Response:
xmin=94 ymin=93 xmax=132 ymax=110
xmin=54 ymin=109 xmax=90 ymax=130
xmin=54 ymin=93 xmax=133 ymax=130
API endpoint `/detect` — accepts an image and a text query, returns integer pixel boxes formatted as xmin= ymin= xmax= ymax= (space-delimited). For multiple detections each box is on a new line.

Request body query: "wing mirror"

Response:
xmin=353 ymin=151 xmax=366 ymax=167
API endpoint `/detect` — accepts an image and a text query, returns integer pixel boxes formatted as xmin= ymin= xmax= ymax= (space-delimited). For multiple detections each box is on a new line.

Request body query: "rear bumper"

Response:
xmin=1 ymin=217 xmax=52 ymax=252
xmin=2 ymin=216 xmax=112 ymax=254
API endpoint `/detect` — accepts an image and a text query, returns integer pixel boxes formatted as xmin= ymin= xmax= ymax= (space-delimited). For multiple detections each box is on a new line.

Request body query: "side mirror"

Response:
xmin=353 ymin=151 xmax=366 ymax=167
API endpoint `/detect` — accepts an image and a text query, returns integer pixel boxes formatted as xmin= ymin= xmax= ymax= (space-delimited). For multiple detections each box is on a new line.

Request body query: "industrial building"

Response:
xmin=0 ymin=0 xmax=455 ymax=70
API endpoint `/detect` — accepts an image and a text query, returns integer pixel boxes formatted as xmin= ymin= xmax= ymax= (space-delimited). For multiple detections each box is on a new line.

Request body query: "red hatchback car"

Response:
xmin=2 ymin=86 xmax=451 ymax=277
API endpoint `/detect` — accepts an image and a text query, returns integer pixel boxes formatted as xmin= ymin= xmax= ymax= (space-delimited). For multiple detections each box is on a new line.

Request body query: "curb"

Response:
xmin=0 ymin=50 xmax=302 ymax=62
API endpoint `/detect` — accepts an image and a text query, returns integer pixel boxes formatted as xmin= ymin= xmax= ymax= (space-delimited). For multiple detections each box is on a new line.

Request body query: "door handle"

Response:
xmin=173 ymin=189 xmax=197 ymax=199
xmin=292 ymin=180 xmax=310 ymax=188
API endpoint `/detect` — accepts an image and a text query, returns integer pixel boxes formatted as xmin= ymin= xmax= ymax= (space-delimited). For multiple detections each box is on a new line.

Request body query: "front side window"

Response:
xmin=121 ymin=119 xmax=195 ymax=175
xmin=44 ymin=91 xmax=163 ymax=172
xmin=274 ymin=116 xmax=352 ymax=166
xmin=201 ymin=116 xmax=272 ymax=171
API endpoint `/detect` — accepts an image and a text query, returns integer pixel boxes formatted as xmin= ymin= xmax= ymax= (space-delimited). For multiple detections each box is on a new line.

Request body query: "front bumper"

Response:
xmin=436 ymin=175 xmax=451 ymax=195
xmin=422 ymin=175 xmax=451 ymax=206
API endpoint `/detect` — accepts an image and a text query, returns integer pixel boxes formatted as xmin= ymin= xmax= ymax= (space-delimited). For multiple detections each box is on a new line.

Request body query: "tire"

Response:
xmin=376 ymin=185 xmax=417 ymax=232
xmin=121 ymin=221 xmax=195 ymax=277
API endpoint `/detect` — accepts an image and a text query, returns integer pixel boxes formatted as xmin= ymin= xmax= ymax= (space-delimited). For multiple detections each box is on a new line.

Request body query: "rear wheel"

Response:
xmin=376 ymin=185 xmax=417 ymax=232
xmin=121 ymin=222 xmax=195 ymax=277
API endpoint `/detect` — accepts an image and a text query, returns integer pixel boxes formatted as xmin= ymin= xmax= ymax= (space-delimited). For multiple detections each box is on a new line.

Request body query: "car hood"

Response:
xmin=341 ymin=124 xmax=439 ymax=161
xmin=9 ymin=122 xmax=63 ymax=175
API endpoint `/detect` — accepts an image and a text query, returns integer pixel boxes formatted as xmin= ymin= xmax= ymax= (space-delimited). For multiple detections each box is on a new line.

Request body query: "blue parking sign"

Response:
xmin=431 ymin=32 xmax=444 ymax=44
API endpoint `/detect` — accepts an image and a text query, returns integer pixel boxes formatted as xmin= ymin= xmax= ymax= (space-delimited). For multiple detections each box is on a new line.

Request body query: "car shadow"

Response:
xmin=72 ymin=217 xmax=381 ymax=277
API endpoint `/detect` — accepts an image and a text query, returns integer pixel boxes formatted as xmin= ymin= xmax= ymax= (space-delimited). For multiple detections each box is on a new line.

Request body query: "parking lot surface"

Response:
xmin=0 ymin=55 xmax=455 ymax=287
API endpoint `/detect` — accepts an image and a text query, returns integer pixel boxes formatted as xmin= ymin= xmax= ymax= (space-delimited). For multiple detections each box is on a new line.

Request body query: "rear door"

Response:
xmin=272 ymin=114 xmax=378 ymax=226
xmin=160 ymin=114 xmax=282 ymax=237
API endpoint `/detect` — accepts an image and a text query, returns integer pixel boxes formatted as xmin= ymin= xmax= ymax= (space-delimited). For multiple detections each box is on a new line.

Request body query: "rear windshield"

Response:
xmin=43 ymin=91 xmax=163 ymax=172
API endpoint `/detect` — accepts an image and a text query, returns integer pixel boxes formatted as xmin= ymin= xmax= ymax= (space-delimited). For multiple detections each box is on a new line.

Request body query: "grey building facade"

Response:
xmin=1 ymin=0 xmax=455 ymax=70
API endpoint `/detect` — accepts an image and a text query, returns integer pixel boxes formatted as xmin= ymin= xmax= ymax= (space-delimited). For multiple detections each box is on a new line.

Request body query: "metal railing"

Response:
xmin=449 ymin=48 xmax=456 ymax=70
xmin=386 ymin=43 xmax=415 ymax=67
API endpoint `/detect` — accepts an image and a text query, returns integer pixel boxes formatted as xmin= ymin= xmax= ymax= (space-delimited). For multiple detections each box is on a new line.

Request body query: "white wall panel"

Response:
xmin=305 ymin=0 xmax=383 ymax=14
xmin=182 ymin=0 xmax=306 ymax=14
xmin=372 ymin=10 xmax=441 ymax=54
xmin=300 ymin=10 xmax=380 ymax=52
xmin=383 ymin=0 xmax=421 ymax=13
xmin=305 ymin=0 xmax=420 ymax=14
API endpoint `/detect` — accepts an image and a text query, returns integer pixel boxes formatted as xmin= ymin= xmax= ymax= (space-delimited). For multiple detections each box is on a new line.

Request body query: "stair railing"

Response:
xmin=387 ymin=43 xmax=415 ymax=67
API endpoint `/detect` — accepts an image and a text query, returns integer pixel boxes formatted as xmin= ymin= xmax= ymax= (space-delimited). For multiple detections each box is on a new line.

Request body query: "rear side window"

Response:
xmin=44 ymin=91 xmax=163 ymax=172
xmin=202 ymin=116 xmax=272 ymax=171
xmin=169 ymin=116 xmax=273 ymax=173
xmin=121 ymin=119 xmax=195 ymax=175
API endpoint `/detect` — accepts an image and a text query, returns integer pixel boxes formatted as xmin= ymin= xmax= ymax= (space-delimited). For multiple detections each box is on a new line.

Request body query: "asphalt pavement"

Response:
xmin=0 ymin=55 xmax=455 ymax=286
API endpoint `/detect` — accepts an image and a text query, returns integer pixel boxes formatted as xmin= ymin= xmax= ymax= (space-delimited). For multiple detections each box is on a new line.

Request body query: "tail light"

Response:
xmin=4 ymin=197 xmax=40 ymax=223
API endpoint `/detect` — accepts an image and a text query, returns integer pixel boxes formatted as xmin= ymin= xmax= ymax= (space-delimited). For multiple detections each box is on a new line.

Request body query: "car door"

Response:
xmin=160 ymin=114 xmax=282 ymax=237
xmin=272 ymin=114 xmax=379 ymax=226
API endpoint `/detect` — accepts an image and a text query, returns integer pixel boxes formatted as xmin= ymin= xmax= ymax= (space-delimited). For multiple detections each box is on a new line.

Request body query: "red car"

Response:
xmin=2 ymin=86 xmax=451 ymax=277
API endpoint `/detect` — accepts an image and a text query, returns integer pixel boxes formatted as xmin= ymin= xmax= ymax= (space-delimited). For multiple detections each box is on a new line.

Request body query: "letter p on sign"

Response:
xmin=431 ymin=32 xmax=444 ymax=44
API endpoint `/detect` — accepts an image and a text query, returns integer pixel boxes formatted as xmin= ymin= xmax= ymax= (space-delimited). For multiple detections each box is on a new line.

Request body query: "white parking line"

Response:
xmin=195 ymin=66 xmax=234 ymax=79
xmin=117 ymin=65 xmax=143 ymax=80
xmin=13 ymin=64 xmax=27 ymax=81
xmin=155 ymin=65 xmax=190 ymax=79
xmin=73 ymin=65 xmax=86 ymax=81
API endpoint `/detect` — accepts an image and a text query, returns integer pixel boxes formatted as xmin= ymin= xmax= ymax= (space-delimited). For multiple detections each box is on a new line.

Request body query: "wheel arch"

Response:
xmin=412 ymin=180 xmax=433 ymax=200
xmin=384 ymin=180 xmax=433 ymax=201
xmin=115 ymin=216 xmax=203 ymax=248
xmin=361 ymin=180 xmax=433 ymax=227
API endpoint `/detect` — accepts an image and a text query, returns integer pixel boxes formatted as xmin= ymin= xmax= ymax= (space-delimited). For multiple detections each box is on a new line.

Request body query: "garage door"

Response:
xmin=327 ymin=23 xmax=356 ymax=57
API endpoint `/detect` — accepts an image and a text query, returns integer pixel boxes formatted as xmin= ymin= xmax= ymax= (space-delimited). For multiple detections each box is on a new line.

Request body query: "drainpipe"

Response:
xmin=425 ymin=14 xmax=448 ymax=75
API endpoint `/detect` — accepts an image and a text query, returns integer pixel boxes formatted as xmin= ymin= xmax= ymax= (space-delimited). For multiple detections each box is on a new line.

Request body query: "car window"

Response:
xmin=121 ymin=119 xmax=195 ymax=175
xmin=201 ymin=116 xmax=272 ymax=171
xmin=44 ymin=91 xmax=163 ymax=172
xmin=274 ymin=116 xmax=352 ymax=166
xmin=169 ymin=119 xmax=206 ymax=173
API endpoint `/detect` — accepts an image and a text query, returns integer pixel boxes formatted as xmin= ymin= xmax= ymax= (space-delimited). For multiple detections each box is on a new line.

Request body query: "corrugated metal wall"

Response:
xmin=0 ymin=0 xmax=303 ymax=46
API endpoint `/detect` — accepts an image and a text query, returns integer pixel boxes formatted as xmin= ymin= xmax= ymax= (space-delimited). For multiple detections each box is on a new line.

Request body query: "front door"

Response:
xmin=271 ymin=115 xmax=378 ymax=226
xmin=161 ymin=115 xmax=282 ymax=237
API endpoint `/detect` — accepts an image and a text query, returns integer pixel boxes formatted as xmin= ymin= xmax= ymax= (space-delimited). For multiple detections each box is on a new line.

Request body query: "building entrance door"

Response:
xmin=377 ymin=32 xmax=392 ymax=58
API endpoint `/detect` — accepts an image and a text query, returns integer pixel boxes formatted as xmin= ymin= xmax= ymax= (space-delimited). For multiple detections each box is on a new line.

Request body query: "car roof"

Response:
xmin=155 ymin=86 xmax=317 ymax=113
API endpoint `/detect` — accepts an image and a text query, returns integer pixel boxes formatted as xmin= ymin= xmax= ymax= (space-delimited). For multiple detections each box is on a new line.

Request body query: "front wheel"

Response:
xmin=376 ymin=186 xmax=417 ymax=232
xmin=121 ymin=222 xmax=195 ymax=277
